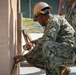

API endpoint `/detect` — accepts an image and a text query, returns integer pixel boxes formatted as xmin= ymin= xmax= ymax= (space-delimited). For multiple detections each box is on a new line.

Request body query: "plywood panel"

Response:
xmin=0 ymin=0 xmax=10 ymax=75
xmin=0 ymin=0 xmax=19 ymax=75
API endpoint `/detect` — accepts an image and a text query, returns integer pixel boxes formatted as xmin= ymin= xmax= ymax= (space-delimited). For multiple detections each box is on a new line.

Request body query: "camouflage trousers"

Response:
xmin=65 ymin=1 xmax=76 ymax=47
xmin=65 ymin=1 xmax=76 ymax=27
xmin=24 ymin=41 xmax=75 ymax=75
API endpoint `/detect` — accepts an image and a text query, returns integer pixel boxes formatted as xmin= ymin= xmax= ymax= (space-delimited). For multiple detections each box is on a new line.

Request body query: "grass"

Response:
xmin=22 ymin=18 xmax=44 ymax=33
xmin=23 ymin=19 xmax=37 ymax=26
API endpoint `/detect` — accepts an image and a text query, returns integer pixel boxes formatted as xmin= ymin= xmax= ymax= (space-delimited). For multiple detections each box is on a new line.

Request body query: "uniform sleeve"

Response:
xmin=43 ymin=20 xmax=60 ymax=42
xmin=33 ymin=20 xmax=60 ymax=44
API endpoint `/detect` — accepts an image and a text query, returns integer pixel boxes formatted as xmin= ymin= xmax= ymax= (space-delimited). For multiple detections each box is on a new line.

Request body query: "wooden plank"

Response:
xmin=17 ymin=0 xmax=22 ymax=54
xmin=0 ymin=0 xmax=19 ymax=75
xmin=17 ymin=13 xmax=22 ymax=54
xmin=0 ymin=0 xmax=10 ymax=75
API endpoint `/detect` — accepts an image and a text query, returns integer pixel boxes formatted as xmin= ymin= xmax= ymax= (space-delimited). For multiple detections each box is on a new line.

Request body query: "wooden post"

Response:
xmin=17 ymin=0 xmax=22 ymax=54
xmin=17 ymin=13 xmax=22 ymax=54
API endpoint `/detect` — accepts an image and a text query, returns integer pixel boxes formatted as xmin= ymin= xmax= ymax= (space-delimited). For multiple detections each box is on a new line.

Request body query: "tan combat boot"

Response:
xmin=59 ymin=65 xmax=70 ymax=75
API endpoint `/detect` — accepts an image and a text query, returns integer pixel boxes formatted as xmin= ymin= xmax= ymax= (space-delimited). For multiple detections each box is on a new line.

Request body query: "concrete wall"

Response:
xmin=0 ymin=0 xmax=20 ymax=75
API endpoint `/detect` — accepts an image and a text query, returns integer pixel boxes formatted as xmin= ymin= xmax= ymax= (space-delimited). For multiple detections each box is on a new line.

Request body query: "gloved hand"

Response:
xmin=23 ymin=42 xmax=35 ymax=50
xmin=14 ymin=55 xmax=26 ymax=63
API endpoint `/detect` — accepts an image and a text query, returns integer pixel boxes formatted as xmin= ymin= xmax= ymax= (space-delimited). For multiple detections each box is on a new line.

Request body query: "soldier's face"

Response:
xmin=36 ymin=14 xmax=46 ymax=26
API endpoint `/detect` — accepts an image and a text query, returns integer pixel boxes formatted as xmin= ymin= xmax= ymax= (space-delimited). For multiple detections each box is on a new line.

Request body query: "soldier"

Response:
xmin=14 ymin=2 xmax=75 ymax=75
xmin=58 ymin=0 xmax=76 ymax=47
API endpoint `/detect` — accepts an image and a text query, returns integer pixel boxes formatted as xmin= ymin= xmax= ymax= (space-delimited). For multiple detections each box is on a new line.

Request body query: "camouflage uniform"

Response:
xmin=24 ymin=15 xmax=75 ymax=75
xmin=65 ymin=0 xmax=76 ymax=47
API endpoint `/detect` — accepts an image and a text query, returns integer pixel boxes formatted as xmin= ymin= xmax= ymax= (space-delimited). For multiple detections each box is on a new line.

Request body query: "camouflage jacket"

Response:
xmin=34 ymin=15 xmax=75 ymax=47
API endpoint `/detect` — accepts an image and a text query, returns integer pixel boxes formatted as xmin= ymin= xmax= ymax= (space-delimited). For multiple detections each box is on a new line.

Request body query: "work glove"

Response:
xmin=14 ymin=55 xmax=26 ymax=63
xmin=23 ymin=42 xmax=35 ymax=50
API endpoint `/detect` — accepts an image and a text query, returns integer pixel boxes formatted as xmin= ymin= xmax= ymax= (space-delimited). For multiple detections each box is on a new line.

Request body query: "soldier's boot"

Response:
xmin=59 ymin=65 xmax=70 ymax=75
